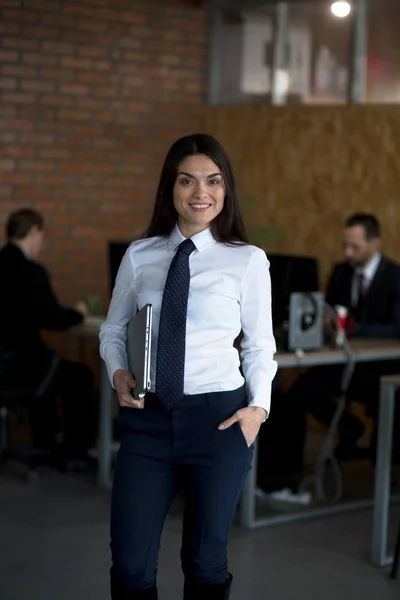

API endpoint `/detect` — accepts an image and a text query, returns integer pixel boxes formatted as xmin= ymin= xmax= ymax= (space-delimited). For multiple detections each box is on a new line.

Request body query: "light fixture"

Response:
xmin=331 ymin=1 xmax=351 ymax=18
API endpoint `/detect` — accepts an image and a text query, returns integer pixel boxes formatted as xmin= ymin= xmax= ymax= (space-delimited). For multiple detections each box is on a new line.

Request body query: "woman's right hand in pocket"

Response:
xmin=113 ymin=369 xmax=144 ymax=409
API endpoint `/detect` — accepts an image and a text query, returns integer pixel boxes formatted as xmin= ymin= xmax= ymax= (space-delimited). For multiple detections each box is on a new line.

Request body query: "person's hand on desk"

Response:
xmin=75 ymin=301 xmax=88 ymax=317
xmin=218 ymin=406 xmax=266 ymax=447
xmin=113 ymin=369 xmax=143 ymax=409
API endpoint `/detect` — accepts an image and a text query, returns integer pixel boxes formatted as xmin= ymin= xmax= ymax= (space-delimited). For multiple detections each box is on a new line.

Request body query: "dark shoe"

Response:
xmin=111 ymin=580 xmax=158 ymax=599
xmin=183 ymin=575 xmax=232 ymax=599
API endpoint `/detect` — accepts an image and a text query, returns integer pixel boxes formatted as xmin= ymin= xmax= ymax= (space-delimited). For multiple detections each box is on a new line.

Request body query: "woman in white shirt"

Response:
xmin=100 ymin=134 xmax=277 ymax=600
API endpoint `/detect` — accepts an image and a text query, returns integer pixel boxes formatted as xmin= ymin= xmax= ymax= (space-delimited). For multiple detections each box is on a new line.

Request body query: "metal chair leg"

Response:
xmin=390 ymin=523 xmax=400 ymax=579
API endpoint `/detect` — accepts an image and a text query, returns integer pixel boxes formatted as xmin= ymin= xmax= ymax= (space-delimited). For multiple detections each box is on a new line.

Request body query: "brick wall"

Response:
xmin=0 ymin=0 xmax=208 ymax=309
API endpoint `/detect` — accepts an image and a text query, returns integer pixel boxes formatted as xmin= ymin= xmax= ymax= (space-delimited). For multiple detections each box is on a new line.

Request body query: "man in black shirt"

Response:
xmin=0 ymin=208 xmax=96 ymax=468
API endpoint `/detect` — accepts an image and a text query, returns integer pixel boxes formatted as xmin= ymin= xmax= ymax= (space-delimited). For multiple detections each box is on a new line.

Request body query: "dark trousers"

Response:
xmin=29 ymin=359 xmax=96 ymax=459
xmin=110 ymin=386 xmax=253 ymax=596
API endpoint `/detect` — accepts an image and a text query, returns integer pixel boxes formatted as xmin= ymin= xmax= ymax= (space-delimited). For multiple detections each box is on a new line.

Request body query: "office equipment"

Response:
xmin=126 ymin=304 xmax=152 ymax=400
xmin=267 ymin=253 xmax=319 ymax=329
xmin=108 ymin=241 xmax=130 ymax=296
xmin=288 ymin=291 xmax=324 ymax=352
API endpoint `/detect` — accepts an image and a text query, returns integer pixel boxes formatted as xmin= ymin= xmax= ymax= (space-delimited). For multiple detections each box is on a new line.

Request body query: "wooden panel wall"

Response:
xmin=203 ymin=105 xmax=400 ymax=288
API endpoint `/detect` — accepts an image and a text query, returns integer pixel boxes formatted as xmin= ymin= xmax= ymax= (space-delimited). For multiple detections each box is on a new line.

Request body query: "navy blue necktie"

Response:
xmin=156 ymin=238 xmax=196 ymax=408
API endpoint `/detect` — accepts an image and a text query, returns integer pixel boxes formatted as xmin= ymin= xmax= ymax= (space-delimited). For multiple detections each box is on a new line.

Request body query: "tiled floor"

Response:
xmin=0 ymin=466 xmax=399 ymax=600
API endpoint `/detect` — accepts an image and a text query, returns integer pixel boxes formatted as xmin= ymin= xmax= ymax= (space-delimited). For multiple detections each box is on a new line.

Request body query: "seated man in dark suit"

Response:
xmin=0 ymin=208 xmax=96 ymax=469
xmin=258 ymin=213 xmax=400 ymax=493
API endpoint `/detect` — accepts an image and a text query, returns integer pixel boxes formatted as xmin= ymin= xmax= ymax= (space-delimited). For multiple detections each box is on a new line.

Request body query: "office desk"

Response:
xmin=240 ymin=338 xmax=400 ymax=535
xmin=72 ymin=324 xmax=400 ymax=544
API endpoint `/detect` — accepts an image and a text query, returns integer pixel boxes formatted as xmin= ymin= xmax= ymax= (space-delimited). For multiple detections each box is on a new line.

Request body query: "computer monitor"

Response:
xmin=108 ymin=241 xmax=130 ymax=296
xmin=267 ymin=253 xmax=320 ymax=328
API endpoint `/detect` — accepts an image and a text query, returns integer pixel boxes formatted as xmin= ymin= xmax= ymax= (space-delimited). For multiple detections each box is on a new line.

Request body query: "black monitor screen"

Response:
xmin=108 ymin=241 xmax=130 ymax=297
xmin=267 ymin=253 xmax=319 ymax=328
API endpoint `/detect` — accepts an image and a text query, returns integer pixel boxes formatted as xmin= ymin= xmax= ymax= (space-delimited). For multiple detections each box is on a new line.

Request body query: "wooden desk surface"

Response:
xmin=72 ymin=321 xmax=400 ymax=368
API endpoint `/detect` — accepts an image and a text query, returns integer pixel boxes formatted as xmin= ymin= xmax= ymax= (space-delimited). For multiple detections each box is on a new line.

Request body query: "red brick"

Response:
xmin=0 ymin=132 xmax=16 ymax=143
xmin=2 ymin=64 xmax=36 ymax=77
xmin=0 ymin=187 xmax=12 ymax=198
xmin=15 ymin=186 xmax=51 ymax=199
xmin=0 ymin=159 xmax=16 ymax=171
xmin=0 ymin=106 xmax=17 ymax=117
xmin=77 ymin=19 xmax=107 ymax=32
xmin=0 ymin=173 xmax=33 ymax=184
xmin=119 ymin=37 xmax=142 ymax=49
xmin=20 ymin=106 xmax=54 ymax=121
xmin=41 ymin=95 xmax=75 ymax=107
xmin=0 ymin=77 xmax=17 ymax=90
xmin=159 ymin=54 xmax=182 ymax=67
xmin=59 ymin=83 xmax=89 ymax=95
xmin=123 ymin=51 xmax=152 ymax=63
xmin=74 ymin=123 xmax=104 ymax=135
xmin=75 ymin=97 xmax=102 ymax=110
xmin=36 ymin=121 xmax=71 ymax=133
xmin=121 ymin=11 xmax=148 ymax=24
xmin=94 ymin=86 xmax=118 ymax=98
xmin=85 ymin=163 xmax=114 ymax=174
xmin=78 ymin=46 xmax=108 ymax=59
xmin=2 ymin=37 xmax=39 ymax=51
xmin=62 ymin=3 xmax=94 ymax=18
xmin=81 ymin=0 xmax=109 ymax=5
xmin=2 ymin=9 xmax=40 ymax=22
xmin=21 ymin=133 xmax=54 ymax=145
xmin=94 ymin=8 xmax=120 ymax=20
xmin=92 ymin=111 xmax=114 ymax=123
xmin=2 ymin=92 xmax=36 ymax=104
xmin=0 ymin=49 xmax=19 ymax=62
xmin=123 ymin=76 xmax=144 ymax=87
xmin=41 ymin=41 xmax=74 ymax=55
xmin=22 ymin=79 xmax=56 ymax=92
xmin=71 ymin=226 xmax=104 ymax=239
xmin=24 ymin=25 xmax=59 ymax=39
xmin=22 ymin=52 xmax=57 ymax=66
xmin=106 ymin=22 xmax=131 ymax=36
xmin=93 ymin=60 xmax=113 ymax=71
xmin=20 ymin=161 xmax=55 ymax=172
xmin=37 ymin=174 xmax=70 ymax=186
xmin=62 ymin=31 xmax=98 ymax=45
xmin=61 ymin=56 xmax=91 ymax=70
xmin=40 ymin=67 xmax=75 ymax=81
xmin=1 ymin=22 xmax=22 ymax=36
xmin=41 ymin=14 xmax=75 ymax=29
xmin=39 ymin=148 xmax=71 ymax=159
xmin=77 ymin=71 xmax=108 ymax=84
xmin=58 ymin=109 xmax=91 ymax=121
xmin=1 ymin=118 xmax=34 ymax=131
xmin=4 ymin=145 xmax=34 ymax=159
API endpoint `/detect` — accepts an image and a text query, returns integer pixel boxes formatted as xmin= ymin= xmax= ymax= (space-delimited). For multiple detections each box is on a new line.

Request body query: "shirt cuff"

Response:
xmin=247 ymin=388 xmax=271 ymax=421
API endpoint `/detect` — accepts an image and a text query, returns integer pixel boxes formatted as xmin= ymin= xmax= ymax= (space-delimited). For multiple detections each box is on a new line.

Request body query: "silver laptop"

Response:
xmin=126 ymin=304 xmax=153 ymax=399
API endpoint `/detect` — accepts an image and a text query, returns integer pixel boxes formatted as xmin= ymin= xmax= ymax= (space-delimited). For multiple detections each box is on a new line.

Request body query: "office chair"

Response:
xmin=391 ymin=521 xmax=400 ymax=579
xmin=0 ymin=386 xmax=50 ymax=482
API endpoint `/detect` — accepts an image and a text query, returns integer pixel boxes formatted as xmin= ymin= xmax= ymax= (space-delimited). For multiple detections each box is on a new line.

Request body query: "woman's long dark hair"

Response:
xmin=143 ymin=134 xmax=249 ymax=245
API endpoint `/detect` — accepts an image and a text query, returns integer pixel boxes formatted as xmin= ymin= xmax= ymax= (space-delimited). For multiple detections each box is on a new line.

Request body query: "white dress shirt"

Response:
xmin=351 ymin=251 xmax=381 ymax=307
xmin=99 ymin=225 xmax=277 ymax=414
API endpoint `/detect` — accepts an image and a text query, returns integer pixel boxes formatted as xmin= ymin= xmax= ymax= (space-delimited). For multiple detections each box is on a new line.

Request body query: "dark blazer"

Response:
xmin=326 ymin=255 xmax=400 ymax=339
xmin=0 ymin=243 xmax=83 ymax=387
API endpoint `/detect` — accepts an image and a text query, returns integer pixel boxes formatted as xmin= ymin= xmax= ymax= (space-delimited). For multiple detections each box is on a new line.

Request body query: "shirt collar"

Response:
xmin=168 ymin=224 xmax=216 ymax=253
xmin=356 ymin=251 xmax=381 ymax=281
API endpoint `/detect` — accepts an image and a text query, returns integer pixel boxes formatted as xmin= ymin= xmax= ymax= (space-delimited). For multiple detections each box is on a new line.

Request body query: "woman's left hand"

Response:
xmin=218 ymin=406 xmax=267 ymax=447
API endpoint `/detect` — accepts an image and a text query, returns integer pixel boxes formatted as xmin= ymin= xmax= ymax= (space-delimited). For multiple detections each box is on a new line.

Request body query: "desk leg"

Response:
xmin=372 ymin=381 xmax=395 ymax=566
xmin=97 ymin=360 xmax=114 ymax=489
xmin=240 ymin=438 xmax=258 ymax=528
